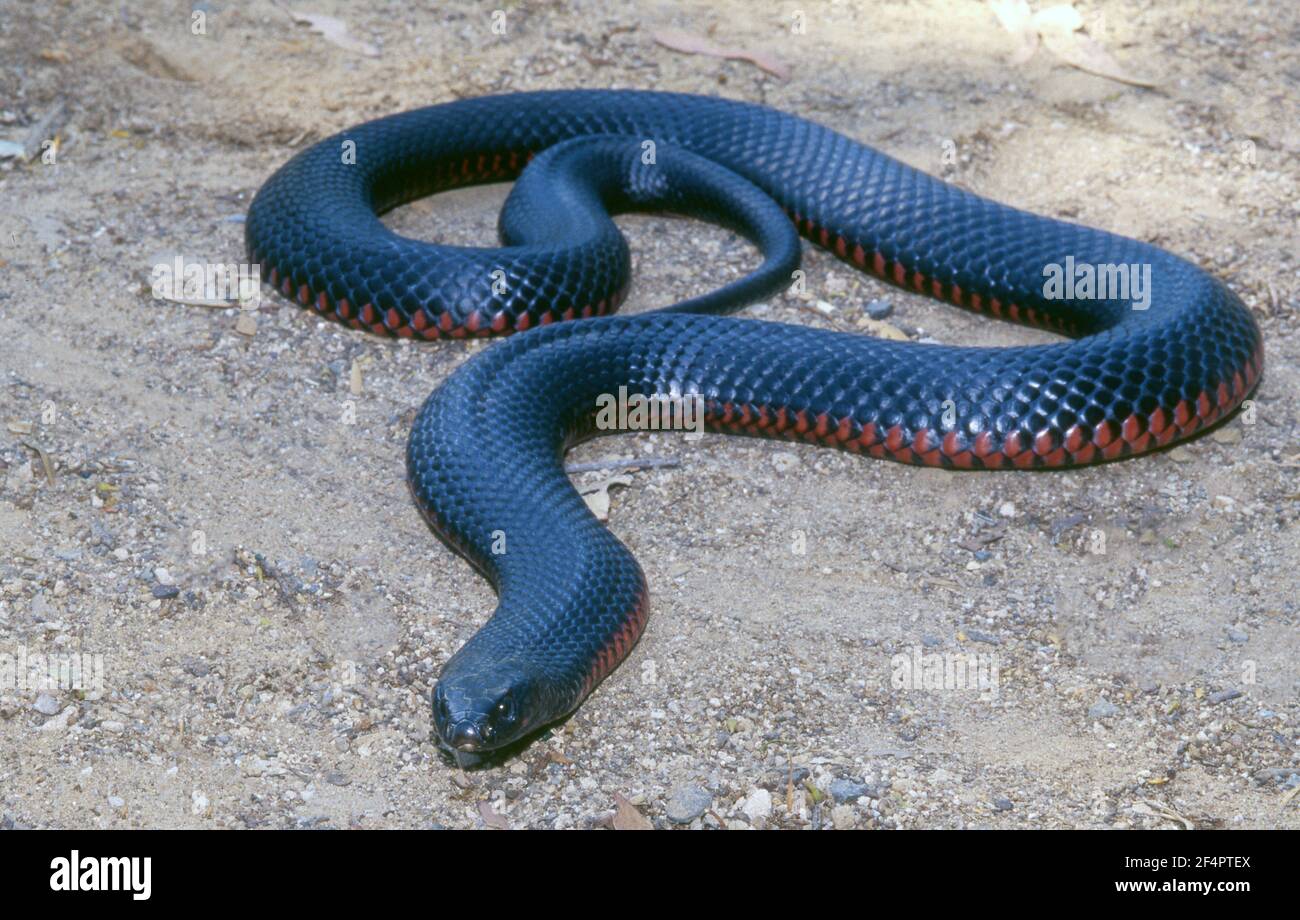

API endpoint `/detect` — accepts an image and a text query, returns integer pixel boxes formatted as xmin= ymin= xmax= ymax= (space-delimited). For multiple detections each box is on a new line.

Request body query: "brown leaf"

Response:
xmin=652 ymin=29 xmax=789 ymax=80
xmin=612 ymin=793 xmax=653 ymax=830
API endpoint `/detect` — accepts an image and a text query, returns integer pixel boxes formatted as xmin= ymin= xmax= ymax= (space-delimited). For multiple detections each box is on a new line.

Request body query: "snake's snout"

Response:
xmin=443 ymin=719 xmax=489 ymax=752
xmin=432 ymin=656 xmax=553 ymax=754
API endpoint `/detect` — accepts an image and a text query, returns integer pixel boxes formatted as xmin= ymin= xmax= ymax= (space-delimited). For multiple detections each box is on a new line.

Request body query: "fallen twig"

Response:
xmin=22 ymin=100 xmax=68 ymax=161
xmin=564 ymin=456 xmax=681 ymax=475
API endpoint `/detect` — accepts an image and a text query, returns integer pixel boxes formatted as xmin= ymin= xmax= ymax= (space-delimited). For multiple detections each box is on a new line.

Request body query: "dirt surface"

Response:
xmin=0 ymin=1 xmax=1296 ymax=829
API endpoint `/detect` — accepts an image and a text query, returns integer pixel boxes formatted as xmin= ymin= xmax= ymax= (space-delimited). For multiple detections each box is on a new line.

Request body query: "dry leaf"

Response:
xmin=1039 ymin=30 xmax=1158 ymax=87
xmin=988 ymin=0 xmax=1033 ymax=31
xmin=988 ymin=1 xmax=1157 ymax=87
xmin=612 ymin=793 xmax=653 ymax=830
xmin=477 ymin=800 xmax=510 ymax=830
xmin=857 ymin=317 xmax=910 ymax=341
xmin=652 ymin=29 xmax=789 ymax=80
xmin=1281 ymin=784 xmax=1300 ymax=811
xmin=987 ymin=0 xmax=1038 ymax=63
xmin=1029 ymin=3 xmax=1084 ymax=35
xmin=349 ymin=358 xmax=366 ymax=396
xmin=23 ymin=441 xmax=56 ymax=486
xmin=1133 ymin=798 xmax=1194 ymax=830
xmin=289 ymin=10 xmax=379 ymax=58
xmin=579 ymin=473 xmax=633 ymax=522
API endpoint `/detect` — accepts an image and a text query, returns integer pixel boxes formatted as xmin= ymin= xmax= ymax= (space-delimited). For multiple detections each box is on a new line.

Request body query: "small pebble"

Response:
xmin=152 ymin=584 xmax=180 ymax=599
xmin=829 ymin=778 xmax=872 ymax=803
xmin=30 ymin=594 xmax=51 ymax=621
xmin=33 ymin=693 xmax=60 ymax=715
xmin=664 ymin=785 xmax=712 ymax=824
xmin=865 ymin=298 xmax=893 ymax=319
xmin=741 ymin=788 xmax=773 ymax=822
xmin=1088 ymin=699 xmax=1119 ymax=719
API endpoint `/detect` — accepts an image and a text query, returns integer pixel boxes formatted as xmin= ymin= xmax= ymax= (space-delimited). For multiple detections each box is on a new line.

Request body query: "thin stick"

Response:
xmin=22 ymin=101 xmax=67 ymax=162
xmin=564 ymin=456 xmax=681 ymax=475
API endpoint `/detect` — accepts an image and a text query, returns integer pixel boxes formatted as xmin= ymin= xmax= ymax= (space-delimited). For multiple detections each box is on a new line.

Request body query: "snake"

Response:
xmin=245 ymin=90 xmax=1263 ymax=756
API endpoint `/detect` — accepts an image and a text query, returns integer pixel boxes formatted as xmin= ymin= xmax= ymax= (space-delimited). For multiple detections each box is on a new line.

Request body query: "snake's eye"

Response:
xmin=494 ymin=697 xmax=516 ymax=727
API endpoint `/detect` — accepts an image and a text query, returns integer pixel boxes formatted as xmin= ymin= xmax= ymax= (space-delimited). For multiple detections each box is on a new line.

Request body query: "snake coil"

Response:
xmin=246 ymin=90 xmax=1262 ymax=754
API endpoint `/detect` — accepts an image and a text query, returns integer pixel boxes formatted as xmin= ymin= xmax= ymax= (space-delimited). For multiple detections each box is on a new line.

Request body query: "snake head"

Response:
xmin=432 ymin=655 xmax=558 ymax=753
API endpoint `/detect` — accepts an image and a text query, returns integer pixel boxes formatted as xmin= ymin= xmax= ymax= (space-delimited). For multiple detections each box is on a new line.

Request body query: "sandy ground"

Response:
xmin=0 ymin=0 xmax=1296 ymax=829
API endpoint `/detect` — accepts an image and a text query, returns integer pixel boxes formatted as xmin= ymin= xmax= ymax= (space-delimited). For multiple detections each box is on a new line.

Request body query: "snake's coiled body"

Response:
xmin=246 ymin=90 xmax=1262 ymax=753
